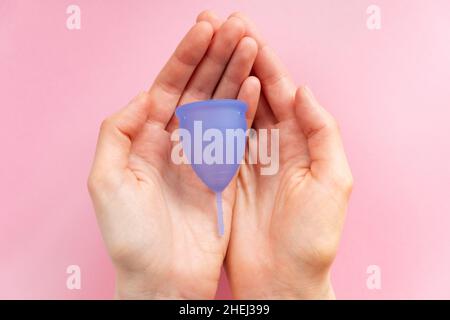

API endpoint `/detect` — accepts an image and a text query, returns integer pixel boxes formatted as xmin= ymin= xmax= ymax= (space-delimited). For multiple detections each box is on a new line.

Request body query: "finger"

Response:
xmin=178 ymin=16 xmax=245 ymax=103
xmin=236 ymin=76 xmax=261 ymax=128
xmin=294 ymin=86 xmax=352 ymax=189
xmin=254 ymin=46 xmax=297 ymax=120
xmin=147 ymin=21 xmax=214 ymax=128
xmin=90 ymin=92 xmax=151 ymax=183
xmin=196 ymin=10 xmax=222 ymax=31
xmin=252 ymin=94 xmax=277 ymax=129
xmin=196 ymin=11 xmax=282 ymax=127
xmin=230 ymin=12 xmax=297 ymax=121
xmin=165 ymin=17 xmax=245 ymax=133
xmin=229 ymin=12 xmax=266 ymax=48
xmin=213 ymin=37 xmax=257 ymax=99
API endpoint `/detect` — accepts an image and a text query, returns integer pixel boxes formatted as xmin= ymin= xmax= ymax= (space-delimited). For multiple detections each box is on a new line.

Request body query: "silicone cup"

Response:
xmin=176 ymin=99 xmax=248 ymax=236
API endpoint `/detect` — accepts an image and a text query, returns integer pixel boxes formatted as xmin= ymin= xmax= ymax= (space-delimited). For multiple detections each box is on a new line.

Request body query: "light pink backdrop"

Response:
xmin=1 ymin=0 xmax=450 ymax=299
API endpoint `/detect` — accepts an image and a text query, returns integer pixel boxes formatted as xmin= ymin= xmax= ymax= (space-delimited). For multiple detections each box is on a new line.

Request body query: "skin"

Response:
xmin=197 ymin=12 xmax=353 ymax=299
xmin=88 ymin=18 xmax=260 ymax=299
xmin=88 ymin=11 xmax=352 ymax=299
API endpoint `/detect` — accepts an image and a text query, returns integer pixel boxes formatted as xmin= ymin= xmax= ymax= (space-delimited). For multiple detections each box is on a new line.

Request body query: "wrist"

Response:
xmin=115 ymin=271 xmax=180 ymax=300
xmin=230 ymin=270 xmax=335 ymax=300
xmin=115 ymin=269 xmax=218 ymax=300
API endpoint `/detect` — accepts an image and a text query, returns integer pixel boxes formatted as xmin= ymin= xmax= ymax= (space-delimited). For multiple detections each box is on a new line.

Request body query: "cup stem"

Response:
xmin=216 ymin=192 xmax=224 ymax=236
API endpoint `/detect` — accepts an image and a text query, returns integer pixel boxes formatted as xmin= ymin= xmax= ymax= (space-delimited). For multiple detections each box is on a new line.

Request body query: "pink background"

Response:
xmin=1 ymin=0 xmax=450 ymax=299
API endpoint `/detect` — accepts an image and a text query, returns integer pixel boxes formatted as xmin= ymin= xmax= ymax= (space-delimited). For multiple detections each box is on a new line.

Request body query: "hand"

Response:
xmin=88 ymin=15 xmax=261 ymax=299
xmin=198 ymin=12 xmax=353 ymax=299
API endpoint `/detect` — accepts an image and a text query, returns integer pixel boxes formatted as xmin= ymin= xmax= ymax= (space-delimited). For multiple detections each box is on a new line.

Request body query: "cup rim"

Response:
xmin=175 ymin=99 xmax=247 ymax=118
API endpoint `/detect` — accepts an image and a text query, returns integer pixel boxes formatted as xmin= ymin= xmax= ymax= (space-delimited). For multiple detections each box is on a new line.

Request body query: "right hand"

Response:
xmin=88 ymin=14 xmax=261 ymax=299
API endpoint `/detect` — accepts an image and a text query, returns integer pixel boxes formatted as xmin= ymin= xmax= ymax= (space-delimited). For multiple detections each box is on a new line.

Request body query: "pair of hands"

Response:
xmin=88 ymin=11 xmax=353 ymax=299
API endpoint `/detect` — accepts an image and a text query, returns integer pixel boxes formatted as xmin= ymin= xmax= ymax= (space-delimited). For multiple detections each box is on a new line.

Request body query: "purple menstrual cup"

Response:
xmin=175 ymin=99 xmax=248 ymax=236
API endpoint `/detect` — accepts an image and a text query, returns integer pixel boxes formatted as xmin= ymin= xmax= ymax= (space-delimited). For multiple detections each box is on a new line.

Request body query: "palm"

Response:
xmin=230 ymin=115 xmax=345 ymax=294
xmin=89 ymin=17 xmax=261 ymax=299
xmin=119 ymin=122 xmax=235 ymax=298
xmin=90 ymin=11 xmax=352 ymax=299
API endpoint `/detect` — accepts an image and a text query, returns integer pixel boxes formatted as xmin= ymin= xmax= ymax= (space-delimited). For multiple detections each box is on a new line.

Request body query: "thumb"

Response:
xmin=294 ymin=86 xmax=353 ymax=192
xmin=89 ymin=92 xmax=151 ymax=188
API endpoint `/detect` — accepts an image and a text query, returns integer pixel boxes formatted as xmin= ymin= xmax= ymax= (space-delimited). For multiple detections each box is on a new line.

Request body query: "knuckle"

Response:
xmin=227 ymin=16 xmax=245 ymax=33
xmin=329 ymin=170 xmax=353 ymax=199
xmin=135 ymin=91 xmax=151 ymax=105
xmin=323 ymin=114 xmax=339 ymax=132
xmin=240 ymin=37 xmax=257 ymax=54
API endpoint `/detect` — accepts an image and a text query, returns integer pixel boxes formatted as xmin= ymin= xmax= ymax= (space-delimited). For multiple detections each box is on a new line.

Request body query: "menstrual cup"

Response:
xmin=176 ymin=99 xmax=247 ymax=236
